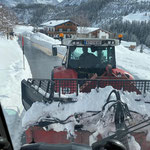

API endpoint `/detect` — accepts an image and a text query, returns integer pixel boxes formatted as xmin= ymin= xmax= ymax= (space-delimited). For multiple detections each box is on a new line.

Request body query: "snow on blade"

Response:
xmin=22 ymin=87 xmax=150 ymax=135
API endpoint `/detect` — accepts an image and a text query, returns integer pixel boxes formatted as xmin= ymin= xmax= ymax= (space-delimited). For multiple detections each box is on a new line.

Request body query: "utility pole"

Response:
xmin=22 ymin=36 xmax=25 ymax=70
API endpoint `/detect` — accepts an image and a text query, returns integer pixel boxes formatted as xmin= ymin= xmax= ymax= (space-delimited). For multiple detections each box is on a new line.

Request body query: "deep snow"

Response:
xmin=0 ymin=36 xmax=32 ymax=150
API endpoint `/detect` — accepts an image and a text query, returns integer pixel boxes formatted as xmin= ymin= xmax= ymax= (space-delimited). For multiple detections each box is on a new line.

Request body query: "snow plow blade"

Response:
xmin=21 ymin=78 xmax=150 ymax=110
xmin=21 ymin=79 xmax=54 ymax=110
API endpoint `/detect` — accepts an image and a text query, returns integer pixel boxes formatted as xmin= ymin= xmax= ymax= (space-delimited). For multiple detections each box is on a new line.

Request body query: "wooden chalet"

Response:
xmin=77 ymin=27 xmax=114 ymax=39
xmin=40 ymin=20 xmax=78 ymax=39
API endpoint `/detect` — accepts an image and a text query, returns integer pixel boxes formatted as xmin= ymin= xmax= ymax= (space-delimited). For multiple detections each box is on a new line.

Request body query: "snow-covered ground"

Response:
xmin=1 ymin=25 xmax=150 ymax=149
xmin=0 ymin=36 xmax=32 ymax=150
xmin=14 ymin=25 xmax=34 ymax=35
xmin=123 ymin=12 xmax=150 ymax=22
xmin=116 ymin=44 xmax=150 ymax=79
xmin=14 ymin=25 xmax=67 ymax=56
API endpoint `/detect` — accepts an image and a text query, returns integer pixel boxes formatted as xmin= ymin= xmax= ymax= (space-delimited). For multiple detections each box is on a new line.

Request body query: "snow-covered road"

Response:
xmin=22 ymin=37 xmax=62 ymax=79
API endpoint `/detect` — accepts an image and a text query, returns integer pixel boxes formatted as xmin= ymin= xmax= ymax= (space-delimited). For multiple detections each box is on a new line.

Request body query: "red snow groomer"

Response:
xmin=21 ymin=38 xmax=150 ymax=149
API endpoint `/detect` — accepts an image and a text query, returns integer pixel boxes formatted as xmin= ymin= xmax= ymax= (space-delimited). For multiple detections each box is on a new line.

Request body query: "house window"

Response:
xmin=101 ymin=36 xmax=106 ymax=39
xmin=59 ymin=28 xmax=63 ymax=32
xmin=67 ymin=29 xmax=70 ymax=32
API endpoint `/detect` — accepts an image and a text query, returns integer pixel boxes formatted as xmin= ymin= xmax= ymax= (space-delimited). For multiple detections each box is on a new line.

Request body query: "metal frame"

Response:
xmin=26 ymin=78 xmax=150 ymax=98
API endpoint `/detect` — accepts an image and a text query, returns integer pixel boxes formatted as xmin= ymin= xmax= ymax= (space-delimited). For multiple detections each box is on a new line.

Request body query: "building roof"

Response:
xmin=77 ymin=27 xmax=99 ymax=34
xmin=41 ymin=20 xmax=73 ymax=27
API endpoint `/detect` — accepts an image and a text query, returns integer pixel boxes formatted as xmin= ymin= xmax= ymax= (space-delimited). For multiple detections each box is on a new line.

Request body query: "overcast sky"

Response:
xmin=58 ymin=0 xmax=63 ymax=2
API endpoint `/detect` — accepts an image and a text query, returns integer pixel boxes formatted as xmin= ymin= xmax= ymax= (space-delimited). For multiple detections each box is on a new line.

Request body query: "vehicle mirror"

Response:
xmin=62 ymin=61 xmax=66 ymax=65
xmin=52 ymin=46 xmax=57 ymax=56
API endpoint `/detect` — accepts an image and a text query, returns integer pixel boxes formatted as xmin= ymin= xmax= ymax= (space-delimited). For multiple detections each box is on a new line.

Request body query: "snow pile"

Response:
xmin=22 ymin=88 xmax=150 ymax=150
xmin=116 ymin=44 xmax=150 ymax=79
xmin=0 ymin=36 xmax=32 ymax=150
xmin=22 ymin=88 xmax=150 ymax=127
xmin=31 ymin=32 xmax=61 ymax=45
xmin=121 ymin=40 xmax=136 ymax=47
xmin=30 ymin=32 xmax=67 ymax=56
xmin=135 ymin=44 xmax=150 ymax=54
xmin=14 ymin=25 xmax=67 ymax=57
xmin=14 ymin=25 xmax=34 ymax=35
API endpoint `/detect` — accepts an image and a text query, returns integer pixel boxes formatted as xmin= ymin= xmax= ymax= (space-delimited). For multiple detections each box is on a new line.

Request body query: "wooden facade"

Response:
xmin=77 ymin=27 xmax=113 ymax=39
xmin=41 ymin=20 xmax=78 ymax=39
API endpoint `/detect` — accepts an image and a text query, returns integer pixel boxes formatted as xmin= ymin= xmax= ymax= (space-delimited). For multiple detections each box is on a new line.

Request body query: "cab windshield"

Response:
xmin=68 ymin=46 xmax=116 ymax=69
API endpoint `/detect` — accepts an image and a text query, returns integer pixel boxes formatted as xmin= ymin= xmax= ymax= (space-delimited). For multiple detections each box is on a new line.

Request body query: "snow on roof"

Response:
xmin=77 ymin=27 xmax=99 ymax=34
xmin=41 ymin=20 xmax=71 ymax=27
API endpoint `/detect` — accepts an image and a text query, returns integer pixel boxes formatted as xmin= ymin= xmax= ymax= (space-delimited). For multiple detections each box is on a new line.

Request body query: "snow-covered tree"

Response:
xmin=0 ymin=4 xmax=17 ymax=33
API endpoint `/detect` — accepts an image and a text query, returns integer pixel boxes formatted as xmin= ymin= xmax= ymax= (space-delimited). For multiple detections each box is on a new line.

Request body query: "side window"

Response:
xmin=101 ymin=49 xmax=108 ymax=63
xmin=71 ymin=47 xmax=83 ymax=60
xmin=108 ymin=47 xmax=113 ymax=63
xmin=87 ymin=48 xmax=97 ymax=56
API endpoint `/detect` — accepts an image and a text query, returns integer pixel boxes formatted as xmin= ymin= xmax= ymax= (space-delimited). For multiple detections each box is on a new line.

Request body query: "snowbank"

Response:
xmin=30 ymin=32 xmax=66 ymax=56
xmin=13 ymin=25 xmax=34 ymax=35
xmin=0 ymin=36 xmax=31 ymax=110
xmin=14 ymin=25 xmax=67 ymax=57
xmin=0 ymin=36 xmax=32 ymax=150
xmin=22 ymin=87 xmax=150 ymax=128
xmin=22 ymin=86 xmax=150 ymax=149
xmin=135 ymin=44 xmax=150 ymax=54
xmin=116 ymin=44 xmax=150 ymax=79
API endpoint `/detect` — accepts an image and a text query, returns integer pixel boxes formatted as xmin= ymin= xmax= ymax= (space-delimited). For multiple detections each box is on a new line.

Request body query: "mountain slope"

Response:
xmin=0 ymin=0 xmax=59 ymax=7
xmin=59 ymin=0 xmax=89 ymax=6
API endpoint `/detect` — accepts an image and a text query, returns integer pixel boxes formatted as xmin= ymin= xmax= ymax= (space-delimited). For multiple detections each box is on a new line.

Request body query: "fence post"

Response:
xmin=22 ymin=36 xmax=25 ymax=70
xmin=143 ymin=81 xmax=147 ymax=96
xmin=38 ymin=80 xmax=41 ymax=91
xmin=59 ymin=80 xmax=61 ymax=98
xmin=97 ymin=80 xmax=99 ymax=89
xmin=76 ymin=80 xmax=78 ymax=96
